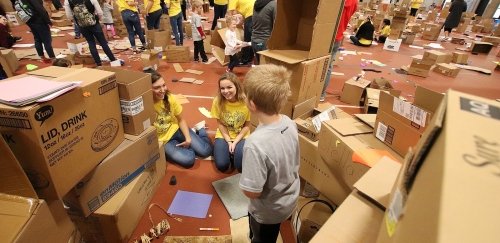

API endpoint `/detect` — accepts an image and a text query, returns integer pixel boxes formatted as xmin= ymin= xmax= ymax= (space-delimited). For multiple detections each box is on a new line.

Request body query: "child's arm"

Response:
xmin=91 ymin=0 xmax=104 ymax=20
xmin=145 ymin=0 xmax=153 ymax=15
xmin=216 ymin=120 xmax=232 ymax=143
xmin=242 ymin=190 xmax=261 ymax=199
xmin=175 ymin=113 xmax=192 ymax=147
xmin=232 ymin=121 xmax=250 ymax=146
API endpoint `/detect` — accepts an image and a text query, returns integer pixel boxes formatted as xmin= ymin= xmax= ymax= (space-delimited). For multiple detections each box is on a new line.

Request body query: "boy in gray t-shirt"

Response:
xmin=191 ymin=0 xmax=208 ymax=62
xmin=239 ymin=64 xmax=300 ymax=243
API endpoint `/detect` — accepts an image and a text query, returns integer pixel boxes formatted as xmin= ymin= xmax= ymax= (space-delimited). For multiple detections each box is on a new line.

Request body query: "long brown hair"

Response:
xmin=146 ymin=69 xmax=171 ymax=113
xmin=215 ymin=72 xmax=245 ymax=114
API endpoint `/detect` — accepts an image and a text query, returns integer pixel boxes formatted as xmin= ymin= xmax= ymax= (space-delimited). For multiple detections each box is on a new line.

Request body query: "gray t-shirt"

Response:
xmin=251 ymin=0 xmax=276 ymax=43
xmin=102 ymin=3 xmax=113 ymax=24
xmin=239 ymin=115 xmax=300 ymax=224
xmin=191 ymin=13 xmax=203 ymax=41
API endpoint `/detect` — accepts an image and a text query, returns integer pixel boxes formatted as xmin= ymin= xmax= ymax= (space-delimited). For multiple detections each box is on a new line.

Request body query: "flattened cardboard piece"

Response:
xmin=354 ymin=114 xmax=377 ymax=128
xmin=326 ymin=118 xmax=373 ymax=136
xmin=193 ymin=80 xmax=204 ymax=85
xmin=184 ymin=69 xmax=204 ymax=75
xmin=179 ymin=77 xmax=196 ymax=83
xmin=173 ymin=63 xmax=184 ymax=72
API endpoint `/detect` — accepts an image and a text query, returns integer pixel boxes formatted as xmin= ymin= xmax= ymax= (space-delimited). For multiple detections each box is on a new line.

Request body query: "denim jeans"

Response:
xmin=163 ymin=128 xmax=212 ymax=168
xmin=251 ymin=42 xmax=266 ymax=65
xmin=211 ymin=3 xmax=227 ymax=30
xmin=321 ymin=41 xmax=341 ymax=99
xmin=146 ymin=9 xmax=163 ymax=30
xmin=27 ymin=22 xmax=55 ymax=58
xmin=79 ymin=23 xmax=116 ymax=66
xmin=241 ymin=16 xmax=253 ymax=64
xmin=248 ymin=213 xmax=281 ymax=243
xmin=169 ymin=12 xmax=183 ymax=45
xmin=213 ymin=138 xmax=245 ymax=172
xmin=121 ymin=10 xmax=146 ymax=48
xmin=74 ymin=22 xmax=81 ymax=37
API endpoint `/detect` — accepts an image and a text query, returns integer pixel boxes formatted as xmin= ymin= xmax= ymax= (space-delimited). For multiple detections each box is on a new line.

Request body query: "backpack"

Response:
xmin=14 ymin=0 xmax=33 ymax=23
xmin=69 ymin=0 xmax=96 ymax=28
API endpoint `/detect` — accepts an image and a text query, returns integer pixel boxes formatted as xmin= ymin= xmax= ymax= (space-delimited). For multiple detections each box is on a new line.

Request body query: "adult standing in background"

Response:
xmin=320 ymin=0 xmax=357 ymax=102
xmin=144 ymin=0 xmax=162 ymax=29
xmin=210 ymin=0 xmax=227 ymax=30
xmin=181 ymin=0 xmax=187 ymax=20
xmin=251 ymin=0 xmax=274 ymax=65
xmin=442 ymin=0 xmax=467 ymax=41
xmin=228 ymin=0 xmax=255 ymax=65
xmin=409 ymin=0 xmax=423 ymax=17
xmin=116 ymin=0 xmax=147 ymax=53
xmin=166 ymin=0 xmax=184 ymax=45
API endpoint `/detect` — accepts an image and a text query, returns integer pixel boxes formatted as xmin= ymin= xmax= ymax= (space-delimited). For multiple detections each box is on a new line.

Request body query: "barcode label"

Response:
xmin=0 ymin=116 xmax=32 ymax=129
xmin=376 ymin=122 xmax=388 ymax=141
xmin=393 ymin=97 xmax=427 ymax=127
xmin=87 ymin=196 xmax=101 ymax=212
xmin=120 ymin=97 xmax=144 ymax=116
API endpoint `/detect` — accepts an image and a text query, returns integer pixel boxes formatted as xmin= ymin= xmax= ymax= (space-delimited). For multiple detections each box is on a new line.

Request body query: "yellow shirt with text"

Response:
xmin=154 ymin=94 xmax=182 ymax=144
xmin=116 ymin=0 xmax=138 ymax=12
xmin=210 ymin=98 xmax=250 ymax=139
xmin=228 ymin=0 xmax=255 ymax=18
xmin=166 ymin=0 xmax=181 ymax=17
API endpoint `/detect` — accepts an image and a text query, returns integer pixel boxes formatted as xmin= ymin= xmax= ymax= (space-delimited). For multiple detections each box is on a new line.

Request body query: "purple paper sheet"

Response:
xmin=167 ymin=190 xmax=213 ymax=218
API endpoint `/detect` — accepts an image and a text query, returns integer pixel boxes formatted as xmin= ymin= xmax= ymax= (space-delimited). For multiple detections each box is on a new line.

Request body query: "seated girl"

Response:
xmin=376 ymin=19 xmax=391 ymax=43
xmin=350 ymin=17 xmax=375 ymax=47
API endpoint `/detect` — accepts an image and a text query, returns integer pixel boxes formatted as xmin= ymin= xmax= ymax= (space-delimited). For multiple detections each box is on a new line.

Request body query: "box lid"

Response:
xmin=325 ymin=118 xmax=373 ymax=136
xmin=0 ymin=194 xmax=42 ymax=242
xmin=259 ymin=50 xmax=308 ymax=64
xmin=354 ymin=114 xmax=377 ymax=128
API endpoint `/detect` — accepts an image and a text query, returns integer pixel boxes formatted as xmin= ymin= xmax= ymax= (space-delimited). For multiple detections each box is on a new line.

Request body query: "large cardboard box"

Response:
xmin=0 ymin=49 xmax=19 ymax=77
xmin=471 ymin=41 xmax=494 ymax=54
xmin=433 ymin=63 xmax=460 ymax=77
xmin=67 ymin=38 xmax=88 ymax=55
xmin=141 ymin=50 xmax=161 ymax=70
xmin=310 ymin=157 xmax=401 ymax=243
xmin=146 ymin=29 xmax=171 ymax=51
xmin=481 ymin=36 xmax=500 ymax=47
xmin=377 ymin=90 xmax=500 ymax=243
xmin=99 ymin=67 xmax=155 ymax=135
xmin=292 ymin=196 xmax=335 ymax=243
xmin=421 ymin=23 xmax=441 ymax=41
xmin=295 ymin=106 xmax=350 ymax=141
xmin=260 ymin=51 xmax=330 ymax=104
xmin=68 ymin=149 xmax=166 ymax=243
xmin=0 ymin=194 xmax=75 ymax=242
xmin=0 ymin=67 xmax=124 ymax=200
xmin=164 ymin=45 xmax=191 ymax=63
xmin=406 ymin=58 xmax=432 ymax=78
xmin=267 ymin=0 xmax=342 ymax=60
xmin=374 ymin=86 xmax=443 ymax=156
xmin=340 ymin=77 xmax=371 ymax=106
xmin=364 ymin=88 xmax=401 ymax=114
xmin=65 ymin=127 xmax=159 ymax=216
xmin=0 ymin=136 xmax=37 ymax=198
xmin=451 ymin=51 xmax=468 ymax=64
xmin=159 ymin=14 xmax=171 ymax=31
xmin=422 ymin=50 xmax=452 ymax=65
xmin=210 ymin=28 xmax=243 ymax=65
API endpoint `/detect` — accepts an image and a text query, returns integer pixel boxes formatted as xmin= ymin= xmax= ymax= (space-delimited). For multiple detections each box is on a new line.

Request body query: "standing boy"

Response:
xmin=239 ymin=64 xmax=300 ymax=243
xmin=191 ymin=0 xmax=208 ymax=62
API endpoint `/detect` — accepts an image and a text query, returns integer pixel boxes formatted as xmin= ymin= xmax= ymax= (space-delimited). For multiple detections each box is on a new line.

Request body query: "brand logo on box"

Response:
xmin=91 ymin=118 xmax=119 ymax=152
xmin=460 ymin=97 xmax=500 ymax=120
xmin=463 ymin=135 xmax=500 ymax=176
xmin=35 ymin=105 xmax=54 ymax=125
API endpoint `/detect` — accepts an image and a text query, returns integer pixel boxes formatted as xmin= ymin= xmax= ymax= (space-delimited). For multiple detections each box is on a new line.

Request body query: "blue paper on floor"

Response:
xmin=212 ymin=174 xmax=249 ymax=220
xmin=167 ymin=190 xmax=213 ymax=218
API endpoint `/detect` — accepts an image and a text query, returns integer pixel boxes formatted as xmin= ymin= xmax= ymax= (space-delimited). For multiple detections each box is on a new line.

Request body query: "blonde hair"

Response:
xmin=191 ymin=0 xmax=203 ymax=11
xmin=216 ymin=72 xmax=245 ymax=114
xmin=226 ymin=15 xmax=236 ymax=25
xmin=244 ymin=64 xmax=291 ymax=115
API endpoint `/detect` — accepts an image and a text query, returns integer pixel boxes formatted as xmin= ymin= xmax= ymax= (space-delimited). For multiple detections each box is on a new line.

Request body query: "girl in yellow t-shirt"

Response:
xmin=147 ymin=69 xmax=212 ymax=168
xmin=376 ymin=19 xmax=391 ymax=43
xmin=210 ymin=72 xmax=250 ymax=172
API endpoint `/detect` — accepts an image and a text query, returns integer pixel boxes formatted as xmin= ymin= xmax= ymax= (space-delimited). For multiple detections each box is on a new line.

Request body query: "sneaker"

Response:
xmin=202 ymin=59 xmax=208 ymax=63
xmin=225 ymin=68 xmax=231 ymax=73
xmin=41 ymin=57 xmax=52 ymax=64
xmin=191 ymin=120 xmax=206 ymax=133
xmin=139 ymin=45 xmax=147 ymax=51
xmin=194 ymin=59 xmax=199 ymax=62
xmin=13 ymin=36 xmax=22 ymax=42
xmin=319 ymin=96 xmax=326 ymax=102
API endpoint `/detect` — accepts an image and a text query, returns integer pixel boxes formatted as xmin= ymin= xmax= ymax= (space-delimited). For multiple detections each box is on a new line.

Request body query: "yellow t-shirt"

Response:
xmin=228 ymin=0 xmax=254 ymax=18
xmin=154 ymin=94 xmax=182 ymax=144
xmin=145 ymin=0 xmax=161 ymax=13
xmin=411 ymin=0 xmax=423 ymax=9
xmin=166 ymin=0 xmax=182 ymax=17
xmin=215 ymin=0 xmax=228 ymax=5
xmin=381 ymin=25 xmax=391 ymax=37
xmin=210 ymin=98 xmax=250 ymax=139
xmin=359 ymin=38 xmax=372 ymax=45
xmin=116 ymin=0 xmax=138 ymax=12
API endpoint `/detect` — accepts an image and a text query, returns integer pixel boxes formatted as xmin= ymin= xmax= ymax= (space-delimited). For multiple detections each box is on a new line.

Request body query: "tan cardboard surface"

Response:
xmin=0 ymin=136 xmax=37 ymax=198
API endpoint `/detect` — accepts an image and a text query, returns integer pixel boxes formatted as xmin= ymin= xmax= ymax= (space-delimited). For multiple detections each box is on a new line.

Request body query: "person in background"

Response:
xmin=251 ymin=0 xmax=274 ymax=65
xmin=228 ymin=0 xmax=255 ymax=65
xmin=350 ymin=16 xmax=374 ymax=47
xmin=442 ymin=0 xmax=467 ymax=41
xmin=210 ymin=0 xmax=227 ymax=30
xmin=52 ymin=58 xmax=72 ymax=67
xmin=101 ymin=0 xmax=120 ymax=38
xmin=210 ymin=72 xmax=250 ymax=172
xmin=320 ymin=0 xmax=357 ymax=102
xmin=160 ymin=0 xmax=168 ymax=13
xmin=166 ymin=0 xmax=184 ymax=45
xmin=144 ymin=0 xmax=162 ymax=29
xmin=191 ymin=0 xmax=208 ymax=62
xmin=65 ymin=0 xmax=120 ymax=66
xmin=148 ymin=68 xmax=212 ymax=168
xmin=375 ymin=18 xmax=390 ymax=43
xmin=239 ymin=64 xmax=299 ymax=243
xmin=180 ymin=0 xmax=187 ymax=20
xmin=0 ymin=15 xmax=18 ymax=48
xmin=225 ymin=15 xmax=248 ymax=72
xmin=410 ymin=0 xmax=423 ymax=17
xmin=116 ymin=0 xmax=147 ymax=53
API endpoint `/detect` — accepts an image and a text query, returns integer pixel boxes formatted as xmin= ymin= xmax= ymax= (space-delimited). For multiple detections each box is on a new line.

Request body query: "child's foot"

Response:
xmin=191 ymin=120 xmax=206 ymax=133
xmin=194 ymin=59 xmax=199 ymax=62
xmin=225 ymin=68 xmax=231 ymax=73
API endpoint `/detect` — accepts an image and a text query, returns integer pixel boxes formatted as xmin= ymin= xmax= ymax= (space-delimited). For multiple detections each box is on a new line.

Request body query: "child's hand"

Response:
xmin=228 ymin=141 xmax=236 ymax=154
xmin=202 ymin=35 xmax=206 ymax=40
xmin=176 ymin=139 xmax=191 ymax=148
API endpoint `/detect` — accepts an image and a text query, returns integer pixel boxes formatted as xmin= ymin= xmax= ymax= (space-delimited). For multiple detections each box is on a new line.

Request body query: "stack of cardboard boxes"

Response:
xmin=0 ymin=67 xmax=165 ymax=242
xmin=406 ymin=50 xmax=453 ymax=77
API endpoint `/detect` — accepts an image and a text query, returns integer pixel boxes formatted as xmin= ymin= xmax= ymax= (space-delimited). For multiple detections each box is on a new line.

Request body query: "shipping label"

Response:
xmin=120 ymin=97 xmax=145 ymax=116
xmin=393 ymin=97 xmax=427 ymax=127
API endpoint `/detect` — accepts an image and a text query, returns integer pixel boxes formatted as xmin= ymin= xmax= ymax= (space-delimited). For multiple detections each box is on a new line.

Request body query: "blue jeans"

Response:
xmin=170 ymin=12 xmax=183 ymax=45
xmin=121 ymin=10 xmax=146 ymax=48
xmin=79 ymin=23 xmax=116 ymax=66
xmin=251 ymin=42 xmax=267 ymax=65
xmin=164 ymin=128 xmax=212 ymax=168
xmin=27 ymin=22 xmax=55 ymax=58
xmin=213 ymin=138 xmax=245 ymax=172
xmin=146 ymin=9 xmax=163 ymax=30
xmin=321 ymin=41 xmax=341 ymax=99
xmin=74 ymin=23 xmax=81 ymax=37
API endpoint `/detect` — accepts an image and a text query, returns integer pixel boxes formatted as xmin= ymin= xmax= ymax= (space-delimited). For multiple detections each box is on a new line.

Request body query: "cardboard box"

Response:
xmin=422 ymin=23 xmax=441 ymax=41
xmin=217 ymin=18 xmax=227 ymax=29
xmin=370 ymin=77 xmax=394 ymax=91
xmin=99 ymin=67 xmax=155 ymax=135
xmin=203 ymin=33 xmax=212 ymax=54
xmin=471 ymin=24 xmax=483 ymax=33
xmin=340 ymin=77 xmax=371 ymax=106
xmin=310 ymin=157 xmax=401 ymax=243
xmin=146 ymin=29 xmax=171 ymax=51
xmin=52 ymin=19 xmax=72 ymax=27
xmin=67 ymin=38 xmax=88 ymax=55
xmin=383 ymin=38 xmax=402 ymax=52
xmin=295 ymin=106 xmax=346 ymax=141
xmin=377 ymin=90 xmax=500 ymax=243
xmin=183 ymin=21 xmax=192 ymax=38
xmin=267 ymin=0 xmax=343 ymax=60
xmin=141 ymin=50 xmax=161 ymax=70
xmin=68 ymin=149 xmax=165 ymax=242
xmin=159 ymin=14 xmax=170 ymax=31
xmin=401 ymin=32 xmax=416 ymax=45
xmin=481 ymin=36 xmax=500 ymax=47
xmin=422 ymin=50 xmax=452 ymax=65
xmin=210 ymin=28 xmax=243 ymax=65
xmin=164 ymin=45 xmax=191 ymax=63
xmin=65 ymin=127 xmax=159 ymax=216
xmin=260 ymin=51 xmax=330 ymax=104
xmin=374 ymin=86 xmax=443 ymax=156
xmin=292 ymin=196 xmax=335 ymax=243
xmin=470 ymin=41 xmax=493 ymax=54
xmin=281 ymin=96 xmax=317 ymax=120
xmin=74 ymin=53 xmax=95 ymax=65
xmin=450 ymin=37 xmax=466 ymax=45
xmin=433 ymin=63 xmax=460 ymax=77
xmin=0 ymin=194 xmax=75 ymax=242
xmin=364 ymin=88 xmax=401 ymax=114
xmin=0 ymin=136 xmax=37 ymax=198
xmin=0 ymin=67 xmax=124 ymax=200
xmin=406 ymin=58 xmax=432 ymax=78
xmin=5 ymin=12 xmax=23 ymax=26
xmin=0 ymin=49 xmax=19 ymax=77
